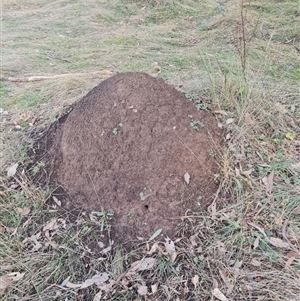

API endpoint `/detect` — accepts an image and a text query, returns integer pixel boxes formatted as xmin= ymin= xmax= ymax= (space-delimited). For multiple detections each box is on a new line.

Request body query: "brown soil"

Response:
xmin=36 ymin=72 xmax=222 ymax=245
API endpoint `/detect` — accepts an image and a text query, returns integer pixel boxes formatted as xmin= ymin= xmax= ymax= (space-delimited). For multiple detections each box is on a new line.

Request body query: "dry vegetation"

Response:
xmin=1 ymin=0 xmax=300 ymax=300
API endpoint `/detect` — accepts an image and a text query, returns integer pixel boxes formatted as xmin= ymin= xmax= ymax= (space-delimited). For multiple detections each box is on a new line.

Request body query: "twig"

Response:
xmin=5 ymin=70 xmax=114 ymax=82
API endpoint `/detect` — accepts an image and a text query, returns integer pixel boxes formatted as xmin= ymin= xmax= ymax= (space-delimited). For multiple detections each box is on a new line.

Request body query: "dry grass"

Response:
xmin=1 ymin=0 xmax=300 ymax=300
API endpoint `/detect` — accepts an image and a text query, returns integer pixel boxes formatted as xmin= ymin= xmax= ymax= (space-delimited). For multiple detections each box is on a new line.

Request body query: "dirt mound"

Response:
xmin=37 ymin=72 xmax=222 ymax=244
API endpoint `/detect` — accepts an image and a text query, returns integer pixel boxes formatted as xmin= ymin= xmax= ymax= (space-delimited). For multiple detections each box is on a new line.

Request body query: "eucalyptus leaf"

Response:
xmin=7 ymin=163 xmax=18 ymax=178
xmin=149 ymin=228 xmax=162 ymax=241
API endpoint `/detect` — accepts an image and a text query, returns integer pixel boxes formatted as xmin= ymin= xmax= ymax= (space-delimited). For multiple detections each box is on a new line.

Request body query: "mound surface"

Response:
xmin=37 ymin=72 xmax=222 ymax=244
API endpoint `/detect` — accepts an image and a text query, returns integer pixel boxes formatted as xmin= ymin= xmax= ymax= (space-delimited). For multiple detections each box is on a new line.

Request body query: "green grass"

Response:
xmin=1 ymin=0 xmax=300 ymax=300
xmin=6 ymin=91 xmax=44 ymax=109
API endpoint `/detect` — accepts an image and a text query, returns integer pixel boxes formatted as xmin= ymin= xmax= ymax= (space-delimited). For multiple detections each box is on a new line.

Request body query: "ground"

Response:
xmin=1 ymin=1 xmax=300 ymax=300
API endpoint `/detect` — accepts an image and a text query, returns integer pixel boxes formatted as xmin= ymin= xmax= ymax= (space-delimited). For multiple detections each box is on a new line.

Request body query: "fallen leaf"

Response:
xmin=243 ymin=169 xmax=252 ymax=176
xmin=80 ymin=273 xmax=109 ymax=289
xmin=286 ymin=251 xmax=300 ymax=258
xmin=130 ymin=257 xmax=156 ymax=272
xmin=121 ymin=273 xmax=134 ymax=287
xmin=266 ymin=170 xmax=274 ymax=193
xmin=23 ymin=232 xmax=43 ymax=252
xmin=137 ymin=284 xmax=148 ymax=296
xmin=60 ymin=276 xmax=71 ymax=287
xmin=213 ymin=110 xmax=227 ymax=116
xmin=184 ymin=172 xmax=190 ymax=184
xmin=42 ymin=218 xmax=66 ymax=240
xmin=97 ymin=280 xmax=116 ymax=292
xmin=285 ymin=256 xmax=295 ymax=269
xmin=65 ymin=281 xmax=82 ymax=289
xmin=9 ymin=183 xmax=19 ymax=189
xmin=0 ymin=272 xmax=25 ymax=295
xmin=93 ymin=291 xmax=102 ymax=301
xmin=189 ymin=234 xmax=199 ymax=247
xmin=191 ymin=275 xmax=199 ymax=288
xmin=98 ymin=241 xmax=105 ymax=249
xmin=164 ymin=237 xmax=177 ymax=262
xmin=253 ymin=237 xmax=260 ymax=249
xmin=212 ymin=288 xmax=228 ymax=301
xmin=250 ymin=259 xmax=261 ymax=267
xmin=268 ymin=237 xmax=289 ymax=249
xmin=212 ymin=277 xmax=219 ymax=288
xmin=101 ymin=245 xmax=112 ymax=255
xmin=45 ymin=240 xmax=59 ymax=249
xmin=262 ymin=170 xmax=274 ymax=194
xmin=10 ymin=272 xmax=24 ymax=281
xmin=235 ymin=260 xmax=243 ymax=269
xmin=80 ymin=279 xmax=96 ymax=289
xmin=148 ymin=228 xmax=162 ymax=241
xmin=196 ymin=246 xmax=203 ymax=254
xmin=7 ymin=163 xmax=18 ymax=178
xmin=0 ymin=108 xmax=9 ymax=115
xmin=225 ymin=118 xmax=234 ymax=125
xmin=217 ymin=241 xmax=226 ymax=254
xmin=151 ymin=284 xmax=158 ymax=294
xmin=290 ymin=104 xmax=295 ymax=112
xmin=43 ymin=219 xmax=59 ymax=232
xmin=148 ymin=242 xmax=160 ymax=255
xmin=52 ymin=196 xmax=61 ymax=207
xmin=208 ymin=200 xmax=217 ymax=218
xmin=17 ymin=207 xmax=30 ymax=216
